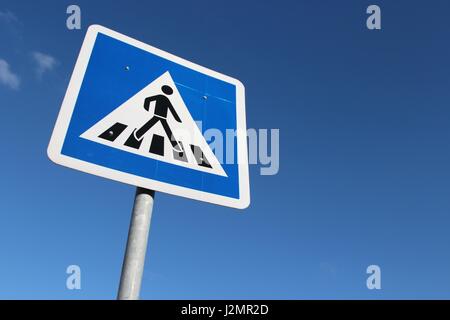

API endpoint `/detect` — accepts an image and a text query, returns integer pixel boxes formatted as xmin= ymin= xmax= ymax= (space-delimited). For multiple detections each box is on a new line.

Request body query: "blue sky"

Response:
xmin=1 ymin=0 xmax=450 ymax=299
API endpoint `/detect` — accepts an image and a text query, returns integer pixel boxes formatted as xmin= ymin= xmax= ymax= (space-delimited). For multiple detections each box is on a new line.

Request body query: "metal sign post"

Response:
xmin=117 ymin=187 xmax=155 ymax=300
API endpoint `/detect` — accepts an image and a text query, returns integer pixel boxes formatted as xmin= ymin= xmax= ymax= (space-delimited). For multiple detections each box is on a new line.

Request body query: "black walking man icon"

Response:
xmin=133 ymin=85 xmax=184 ymax=152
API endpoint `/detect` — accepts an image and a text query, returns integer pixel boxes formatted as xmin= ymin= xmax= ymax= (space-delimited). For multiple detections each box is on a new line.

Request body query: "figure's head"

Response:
xmin=162 ymin=85 xmax=173 ymax=95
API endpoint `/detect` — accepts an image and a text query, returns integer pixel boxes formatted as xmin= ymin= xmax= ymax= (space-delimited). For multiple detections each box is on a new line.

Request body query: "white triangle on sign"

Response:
xmin=80 ymin=71 xmax=227 ymax=177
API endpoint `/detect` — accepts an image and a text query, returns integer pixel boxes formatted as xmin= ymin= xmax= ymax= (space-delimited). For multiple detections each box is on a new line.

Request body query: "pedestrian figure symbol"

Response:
xmin=80 ymin=71 xmax=227 ymax=177
xmin=133 ymin=85 xmax=183 ymax=152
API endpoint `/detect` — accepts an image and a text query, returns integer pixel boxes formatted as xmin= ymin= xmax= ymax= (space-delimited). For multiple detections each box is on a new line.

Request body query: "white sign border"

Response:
xmin=47 ymin=24 xmax=250 ymax=209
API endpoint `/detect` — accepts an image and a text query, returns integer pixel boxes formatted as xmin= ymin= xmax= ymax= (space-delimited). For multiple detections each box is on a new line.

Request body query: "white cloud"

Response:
xmin=0 ymin=10 xmax=19 ymax=25
xmin=0 ymin=59 xmax=20 ymax=90
xmin=0 ymin=10 xmax=22 ymax=38
xmin=32 ymin=51 xmax=57 ymax=78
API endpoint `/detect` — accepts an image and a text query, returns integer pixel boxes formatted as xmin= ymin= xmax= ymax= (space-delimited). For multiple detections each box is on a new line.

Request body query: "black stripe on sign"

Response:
xmin=149 ymin=134 xmax=164 ymax=156
xmin=98 ymin=122 xmax=128 ymax=141
xmin=124 ymin=129 xmax=143 ymax=149
xmin=190 ymin=145 xmax=212 ymax=168
xmin=173 ymin=141 xmax=187 ymax=162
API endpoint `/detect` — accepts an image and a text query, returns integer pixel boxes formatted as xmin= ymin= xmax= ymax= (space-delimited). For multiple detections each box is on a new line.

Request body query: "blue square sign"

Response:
xmin=48 ymin=25 xmax=250 ymax=209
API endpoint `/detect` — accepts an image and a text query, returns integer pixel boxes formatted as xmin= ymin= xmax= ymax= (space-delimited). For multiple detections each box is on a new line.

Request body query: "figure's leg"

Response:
xmin=135 ymin=116 xmax=160 ymax=140
xmin=160 ymin=119 xmax=183 ymax=152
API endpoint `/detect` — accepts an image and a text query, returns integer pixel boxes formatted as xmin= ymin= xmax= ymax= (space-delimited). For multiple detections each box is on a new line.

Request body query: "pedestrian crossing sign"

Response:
xmin=48 ymin=25 xmax=250 ymax=209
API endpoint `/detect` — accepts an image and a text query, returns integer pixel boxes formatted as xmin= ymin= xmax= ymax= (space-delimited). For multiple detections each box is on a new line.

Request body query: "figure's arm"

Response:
xmin=168 ymin=103 xmax=182 ymax=122
xmin=143 ymin=96 xmax=157 ymax=111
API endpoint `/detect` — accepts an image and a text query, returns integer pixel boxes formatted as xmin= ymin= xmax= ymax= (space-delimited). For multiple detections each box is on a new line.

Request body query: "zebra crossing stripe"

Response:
xmin=124 ymin=129 xmax=143 ymax=149
xmin=99 ymin=122 xmax=128 ymax=141
xmin=190 ymin=144 xmax=212 ymax=168
xmin=173 ymin=141 xmax=188 ymax=163
xmin=149 ymin=134 xmax=164 ymax=156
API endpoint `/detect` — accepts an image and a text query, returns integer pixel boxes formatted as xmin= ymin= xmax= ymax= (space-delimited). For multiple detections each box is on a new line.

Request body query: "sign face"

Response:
xmin=48 ymin=25 xmax=250 ymax=209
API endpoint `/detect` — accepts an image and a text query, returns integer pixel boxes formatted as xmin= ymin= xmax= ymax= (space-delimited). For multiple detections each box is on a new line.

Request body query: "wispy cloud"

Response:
xmin=0 ymin=10 xmax=19 ymax=25
xmin=0 ymin=10 xmax=22 ymax=39
xmin=0 ymin=59 xmax=20 ymax=90
xmin=32 ymin=51 xmax=58 ymax=78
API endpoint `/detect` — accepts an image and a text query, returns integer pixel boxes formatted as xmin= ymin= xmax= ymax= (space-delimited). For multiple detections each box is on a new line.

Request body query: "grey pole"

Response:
xmin=117 ymin=187 xmax=155 ymax=300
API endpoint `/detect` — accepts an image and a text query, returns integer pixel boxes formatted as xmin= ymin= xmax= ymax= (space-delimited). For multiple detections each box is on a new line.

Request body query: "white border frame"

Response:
xmin=47 ymin=24 xmax=250 ymax=209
